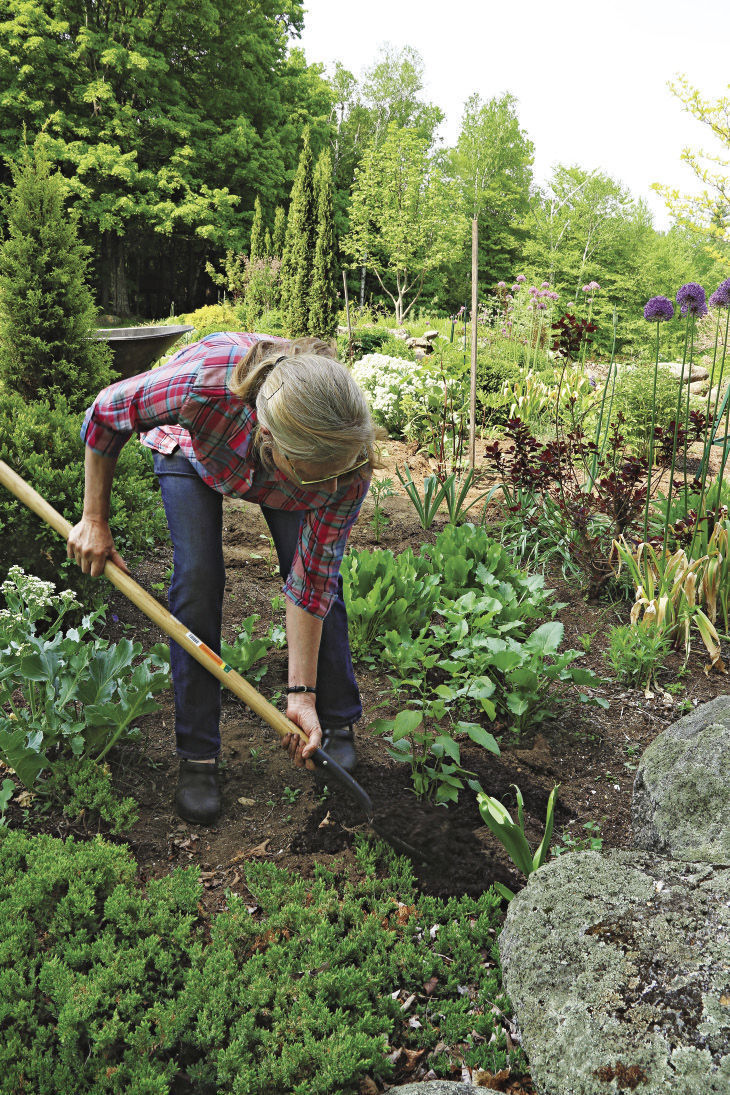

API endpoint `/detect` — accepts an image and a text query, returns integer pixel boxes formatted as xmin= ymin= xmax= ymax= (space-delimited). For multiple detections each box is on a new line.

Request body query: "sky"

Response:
xmin=292 ymin=0 xmax=730 ymax=232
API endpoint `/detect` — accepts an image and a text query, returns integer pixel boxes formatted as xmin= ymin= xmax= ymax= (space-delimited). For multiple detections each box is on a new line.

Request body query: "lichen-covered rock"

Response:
xmin=632 ymin=695 xmax=730 ymax=863
xmin=389 ymin=1084 xmax=478 ymax=1094
xmin=499 ymin=850 xmax=730 ymax=1095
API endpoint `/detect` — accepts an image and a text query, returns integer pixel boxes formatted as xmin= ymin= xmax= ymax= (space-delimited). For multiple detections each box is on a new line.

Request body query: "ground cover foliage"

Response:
xmin=0 ymin=830 xmax=514 ymax=1095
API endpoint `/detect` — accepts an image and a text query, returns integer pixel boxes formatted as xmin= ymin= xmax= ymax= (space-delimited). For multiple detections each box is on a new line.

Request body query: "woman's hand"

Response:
xmin=282 ymin=693 xmax=322 ymax=771
xmin=67 ymin=516 xmax=130 ymax=578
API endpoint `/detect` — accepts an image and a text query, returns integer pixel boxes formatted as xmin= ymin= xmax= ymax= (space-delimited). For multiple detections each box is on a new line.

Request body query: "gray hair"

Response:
xmin=231 ymin=348 xmax=383 ymax=471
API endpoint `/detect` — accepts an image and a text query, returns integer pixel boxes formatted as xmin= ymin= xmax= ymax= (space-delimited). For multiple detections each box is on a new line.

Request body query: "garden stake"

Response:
xmin=0 ymin=459 xmax=422 ymax=860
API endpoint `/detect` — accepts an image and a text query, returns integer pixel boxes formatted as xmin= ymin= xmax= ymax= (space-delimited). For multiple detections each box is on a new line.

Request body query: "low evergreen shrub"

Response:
xmin=0 ymin=831 xmax=515 ymax=1094
xmin=0 ymin=389 xmax=167 ymax=591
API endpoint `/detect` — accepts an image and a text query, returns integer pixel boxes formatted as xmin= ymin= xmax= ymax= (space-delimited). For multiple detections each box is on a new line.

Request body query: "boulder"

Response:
xmin=406 ymin=336 xmax=434 ymax=354
xmin=659 ymin=361 xmax=710 ymax=383
xmin=499 ymin=850 xmax=730 ymax=1095
xmin=632 ymin=695 xmax=730 ymax=864
xmin=423 ymin=329 xmax=440 ymax=341
xmin=389 ymin=327 xmax=411 ymax=340
xmin=688 ymin=379 xmax=709 ymax=395
xmin=390 ymin=1085 xmax=478 ymax=1094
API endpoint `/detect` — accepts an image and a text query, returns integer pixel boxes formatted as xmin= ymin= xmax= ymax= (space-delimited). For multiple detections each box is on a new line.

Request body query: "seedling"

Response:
xmin=282 ymin=786 xmax=301 ymax=805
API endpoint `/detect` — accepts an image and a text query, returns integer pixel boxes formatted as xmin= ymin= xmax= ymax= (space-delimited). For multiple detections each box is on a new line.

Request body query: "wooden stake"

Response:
xmin=342 ymin=269 xmax=353 ymax=363
xmin=470 ymin=216 xmax=478 ymax=469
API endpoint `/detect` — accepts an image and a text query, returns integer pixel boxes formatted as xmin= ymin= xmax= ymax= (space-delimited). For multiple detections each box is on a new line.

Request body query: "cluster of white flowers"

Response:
xmin=351 ymin=353 xmax=443 ymax=434
xmin=0 ymin=566 xmax=79 ymax=643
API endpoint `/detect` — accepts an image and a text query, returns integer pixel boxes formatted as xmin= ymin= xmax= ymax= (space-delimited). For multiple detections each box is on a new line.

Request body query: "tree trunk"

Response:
xmin=359 ymin=262 xmax=366 ymax=309
xmin=103 ymin=231 xmax=131 ymax=316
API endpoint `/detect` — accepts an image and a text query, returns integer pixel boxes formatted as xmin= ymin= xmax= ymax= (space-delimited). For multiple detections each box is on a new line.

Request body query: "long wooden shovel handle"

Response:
xmin=0 ymin=459 xmax=305 ymax=744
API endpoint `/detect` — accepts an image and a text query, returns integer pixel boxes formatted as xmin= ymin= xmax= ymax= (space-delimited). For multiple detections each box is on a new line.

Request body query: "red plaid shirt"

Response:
xmin=81 ymin=332 xmax=370 ymax=619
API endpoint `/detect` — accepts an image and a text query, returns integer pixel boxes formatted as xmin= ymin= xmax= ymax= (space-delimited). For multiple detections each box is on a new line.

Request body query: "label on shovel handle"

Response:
xmin=186 ymin=630 xmax=232 ymax=673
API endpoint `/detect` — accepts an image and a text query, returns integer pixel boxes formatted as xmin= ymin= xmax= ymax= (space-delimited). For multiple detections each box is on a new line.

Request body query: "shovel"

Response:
xmin=0 ymin=459 xmax=421 ymax=859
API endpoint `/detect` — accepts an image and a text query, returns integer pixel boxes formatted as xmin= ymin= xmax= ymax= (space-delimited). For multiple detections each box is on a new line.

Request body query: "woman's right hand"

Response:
xmin=67 ymin=516 xmax=130 ymax=578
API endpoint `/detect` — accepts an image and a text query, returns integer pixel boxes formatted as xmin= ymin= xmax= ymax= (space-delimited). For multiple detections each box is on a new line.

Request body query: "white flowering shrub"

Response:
xmin=351 ymin=353 xmax=445 ymax=437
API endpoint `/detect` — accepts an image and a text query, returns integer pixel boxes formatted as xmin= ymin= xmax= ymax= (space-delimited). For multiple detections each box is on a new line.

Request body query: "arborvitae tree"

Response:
xmin=309 ymin=149 xmax=338 ymax=338
xmin=273 ymin=206 xmax=286 ymax=257
xmin=264 ymin=227 xmax=273 ymax=256
xmin=280 ymin=128 xmax=316 ymax=335
xmin=250 ymin=196 xmax=265 ymax=260
xmin=0 ymin=137 xmax=113 ymax=409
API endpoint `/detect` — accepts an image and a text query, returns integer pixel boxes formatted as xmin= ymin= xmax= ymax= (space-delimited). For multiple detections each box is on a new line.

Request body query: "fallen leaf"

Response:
xmin=423 ymin=976 xmax=439 ymax=995
xmin=473 ymin=1066 xmax=511 ymax=1090
xmin=16 ymin=791 xmax=33 ymax=807
xmin=721 ymin=994 xmax=730 ymax=1006
xmin=397 ymin=902 xmax=417 ymax=924
xmin=407 ymin=1015 xmax=422 ymax=1028
xmin=400 ymin=993 xmax=416 ymax=1012
xmin=231 ymin=839 xmax=270 ymax=861
xmin=317 ymin=811 xmax=332 ymax=828
xmin=237 ymin=796 xmax=256 ymax=807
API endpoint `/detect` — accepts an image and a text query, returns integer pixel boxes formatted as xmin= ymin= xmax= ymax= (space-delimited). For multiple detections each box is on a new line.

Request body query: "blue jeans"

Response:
xmin=153 ymin=451 xmax=362 ymax=759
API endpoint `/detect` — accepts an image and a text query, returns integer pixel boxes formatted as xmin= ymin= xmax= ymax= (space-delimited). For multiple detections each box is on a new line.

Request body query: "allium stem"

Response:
xmin=663 ymin=316 xmax=691 ymax=557
xmin=689 ymin=309 xmax=729 ymax=561
xmin=682 ymin=316 xmax=696 ymax=495
xmin=643 ymin=322 xmax=661 ymax=541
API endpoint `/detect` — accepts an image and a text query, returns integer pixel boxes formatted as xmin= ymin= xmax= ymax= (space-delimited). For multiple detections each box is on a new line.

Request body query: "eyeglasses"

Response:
xmin=283 ymin=453 xmax=370 ymax=487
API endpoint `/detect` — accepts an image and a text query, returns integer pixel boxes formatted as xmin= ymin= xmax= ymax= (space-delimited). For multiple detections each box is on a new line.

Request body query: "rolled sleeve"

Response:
xmin=283 ymin=477 xmax=370 ymax=619
xmin=80 ymin=355 xmax=199 ymax=456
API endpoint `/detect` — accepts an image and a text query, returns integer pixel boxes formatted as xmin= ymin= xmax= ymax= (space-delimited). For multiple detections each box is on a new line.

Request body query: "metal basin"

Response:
xmin=95 ymin=324 xmax=194 ymax=379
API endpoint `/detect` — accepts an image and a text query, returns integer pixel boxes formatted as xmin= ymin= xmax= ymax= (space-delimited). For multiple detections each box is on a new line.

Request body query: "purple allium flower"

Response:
xmin=529 ymin=286 xmax=538 ymax=295
xmin=541 ymin=281 xmax=550 ymax=289
xmin=537 ymin=302 xmax=547 ymax=310
xmin=516 ymin=274 xmax=527 ymax=283
xmin=501 ymin=327 xmax=507 ymax=335
xmin=676 ymin=282 xmax=707 ymax=317
xmin=497 ymin=281 xmax=506 ymax=289
xmin=709 ymin=278 xmax=730 ymax=308
xmin=549 ymin=292 xmax=559 ymax=301
xmin=643 ymin=295 xmax=674 ymax=322
xmin=511 ymin=284 xmax=519 ymax=292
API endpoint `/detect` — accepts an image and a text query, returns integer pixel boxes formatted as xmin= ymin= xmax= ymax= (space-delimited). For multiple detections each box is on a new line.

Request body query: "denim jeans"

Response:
xmin=153 ymin=450 xmax=362 ymax=759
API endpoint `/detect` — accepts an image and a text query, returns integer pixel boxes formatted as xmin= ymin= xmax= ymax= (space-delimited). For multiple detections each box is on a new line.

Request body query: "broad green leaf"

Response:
xmin=525 ymin=621 xmax=564 ymax=656
xmin=462 ymin=723 xmax=500 ymax=754
xmin=392 ymin=709 xmax=424 ymax=741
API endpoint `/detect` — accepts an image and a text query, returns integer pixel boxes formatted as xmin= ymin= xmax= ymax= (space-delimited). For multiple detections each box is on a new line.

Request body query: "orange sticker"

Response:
xmin=185 ymin=631 xmax=232 ymax=673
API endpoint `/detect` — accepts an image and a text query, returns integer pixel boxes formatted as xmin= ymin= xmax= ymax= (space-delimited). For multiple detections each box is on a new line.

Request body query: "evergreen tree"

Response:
xmin=309 ymin=150 xmax=338 ymax=338
xmin=0 ymin=137 xmax=113 ymax=409
xmin=280 ymin=128 xmax=316 ymax=336
xmin=273 ymin=206 xmax=287 ymax=257
xmin=264 ymin=227 xmax=273 ymax=256
xmin=250 ymin=196 xmax=265 ymax=260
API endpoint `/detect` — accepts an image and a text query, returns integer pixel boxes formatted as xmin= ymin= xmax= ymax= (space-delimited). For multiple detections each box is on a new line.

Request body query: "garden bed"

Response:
xmin=11 ymin=439 xmax=728 ymax=906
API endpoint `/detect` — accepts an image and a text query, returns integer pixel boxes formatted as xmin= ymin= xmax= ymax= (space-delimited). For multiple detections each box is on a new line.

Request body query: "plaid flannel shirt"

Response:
xmin=81 ymin=332 xmax=370 ymax=619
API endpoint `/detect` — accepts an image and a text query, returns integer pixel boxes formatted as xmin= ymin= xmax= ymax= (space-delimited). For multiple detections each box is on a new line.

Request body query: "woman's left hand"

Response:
xmin=282 ymin=693 xmax=322 ymax=771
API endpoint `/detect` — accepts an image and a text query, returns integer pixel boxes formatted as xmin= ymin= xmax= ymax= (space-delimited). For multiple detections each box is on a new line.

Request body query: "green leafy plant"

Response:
xmin=396 ymin=464 xmax=446 ymax=529
xmin=220 ymin=613 xmax=285 ymax=683
xmin=439 ymin=468 xmax=494 ymax=525
xmin=341 ymin=545 xmax=441 ymax=659
xmin=369 ymin=475 xmax=395 ymax=542
xmin=605 ymin=623 xmax=672 ymax=690
xmin=477 ymin=783 xmax=559 ymax=901
xmin=553 ymin=818 xmax=604 ymax=856
xmin=0 ymin=567 xmax=169 ymax=792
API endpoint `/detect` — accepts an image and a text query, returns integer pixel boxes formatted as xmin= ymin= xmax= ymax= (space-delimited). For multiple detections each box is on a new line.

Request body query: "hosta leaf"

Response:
xmin=460 ymin=722 xmax=500 ymax=754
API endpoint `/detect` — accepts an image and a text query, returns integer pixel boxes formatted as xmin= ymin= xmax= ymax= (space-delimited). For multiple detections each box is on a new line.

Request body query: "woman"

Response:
xmin=67 ymin=331 xmax=379 ymax=825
